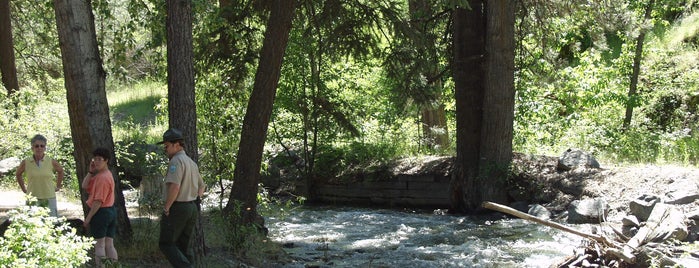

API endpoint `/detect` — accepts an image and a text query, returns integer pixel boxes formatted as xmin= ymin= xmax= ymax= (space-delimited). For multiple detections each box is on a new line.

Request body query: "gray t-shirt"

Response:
xmin=164 ymin=150 xmax=204 ymax=202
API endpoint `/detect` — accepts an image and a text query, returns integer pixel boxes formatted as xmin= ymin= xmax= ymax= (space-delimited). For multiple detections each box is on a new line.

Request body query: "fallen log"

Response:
xmin=482 ymin=201 xmax=636 ymax=264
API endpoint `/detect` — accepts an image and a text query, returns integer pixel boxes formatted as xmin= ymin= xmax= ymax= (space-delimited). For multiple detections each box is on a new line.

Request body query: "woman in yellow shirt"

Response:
xmin=14 ymin=134 xmax=64 ymax=217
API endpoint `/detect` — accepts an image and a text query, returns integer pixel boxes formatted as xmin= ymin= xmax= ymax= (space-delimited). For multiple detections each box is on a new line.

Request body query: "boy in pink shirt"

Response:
xmin=82 ymin=147 xmax=118 ymax=267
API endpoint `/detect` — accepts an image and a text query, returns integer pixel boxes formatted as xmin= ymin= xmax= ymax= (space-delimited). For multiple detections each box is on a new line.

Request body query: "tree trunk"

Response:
xmin=224 ymin=0 xmax=296 ymax=225
xmin=421 ymin=102 xmax=449 ymax=150
xmin=54 ymin=0 xmax=132 ymax=240
xmin=166 ymin=0 xmax=204 ymax=260
xmin=0 ymin=0 xmax=19 ymax=95
xmin=624 ymin=0 xmax=655 ymax=128
xmin=409 ymin=0 xmax=449 ymax=151
xmin=450 ymin=1 xmax=486 ymax=213
xmin=166 ymin=0 xmax=198 ymax=163
xmin=479 ymin=0 xmax=515 ymax=205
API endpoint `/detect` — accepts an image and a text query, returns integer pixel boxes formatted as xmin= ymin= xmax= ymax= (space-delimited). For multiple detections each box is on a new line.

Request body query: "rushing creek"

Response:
xmin=265 ymin=205 xmax=586 ymax=268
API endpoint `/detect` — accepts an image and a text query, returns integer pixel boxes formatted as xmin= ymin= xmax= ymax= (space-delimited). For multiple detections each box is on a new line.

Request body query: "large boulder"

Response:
xmin=557 ymin=149 xmax=600 ymax=172
xmin=629 ymin=194 xmax=661 ymax=222
xmin=664 ymin=179 xmax=699 ymax=205
xmin=528 ymin=204 xmax=552 ymax=220
xmin=567 ymin=198 xmax=609 ymax=224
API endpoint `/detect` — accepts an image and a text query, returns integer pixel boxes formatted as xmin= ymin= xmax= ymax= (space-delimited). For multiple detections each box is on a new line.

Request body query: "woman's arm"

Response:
xmin=52 ymin=159 xmax=64 ymax=191
xmin=15 ymin=160 xmax=27 ymax=193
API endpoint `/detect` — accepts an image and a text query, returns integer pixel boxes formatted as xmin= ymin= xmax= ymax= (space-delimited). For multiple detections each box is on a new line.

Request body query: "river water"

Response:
xmin=265 ymin=205 xmax=586 ymax=268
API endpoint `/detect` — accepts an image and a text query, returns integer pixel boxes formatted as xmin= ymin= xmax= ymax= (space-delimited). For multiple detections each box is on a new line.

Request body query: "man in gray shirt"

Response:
xmin=158 ymin=128 xmax=205 ymax=268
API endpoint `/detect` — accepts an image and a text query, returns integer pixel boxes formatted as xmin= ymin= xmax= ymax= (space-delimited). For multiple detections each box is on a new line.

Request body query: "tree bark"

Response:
xmin=166 ymin=0 xmax=198 ymax=162
xmin=54 ymin=0 xmax=132 ymax=240
xmin=450 ymin=0 xmax=514 ymax=212
xmin=224 ymin=0 xmax=297 ymax=225
xmin=624 ymin=0 xmax=655 ymax=128
xmin=450 ymin=1 xmax=486 ymax=212
xmin=479 ymin=0 xmax=515 ymax=205
xmin=166 ymin=0 xmax=204 ymax=260
xmin=0 ymin=0 xmax=19 ymax=95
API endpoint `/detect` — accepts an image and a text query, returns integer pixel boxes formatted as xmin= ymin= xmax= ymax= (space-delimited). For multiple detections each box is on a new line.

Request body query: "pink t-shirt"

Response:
xmin=86 ymin=170 xmax=115 ymax=208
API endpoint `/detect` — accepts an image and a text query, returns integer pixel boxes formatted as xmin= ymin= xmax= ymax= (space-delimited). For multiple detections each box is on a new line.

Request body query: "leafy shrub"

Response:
xmin=0 ymin=205 xmax=92 ymax=267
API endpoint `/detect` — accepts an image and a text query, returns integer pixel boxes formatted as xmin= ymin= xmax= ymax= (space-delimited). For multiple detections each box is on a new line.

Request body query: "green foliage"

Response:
xmin=194 ymin=65 xmax=247 ymax=192
xmin=93 ymin=0 xmax=166 ymax=81
xmin=192 ymin=0 xmax=264 ymax=90
xmin=268 ymin=140 xmax=400 ymax=182
xmin=9 ymin=0 xmax=62 ymax=88
xmin=114 ymin=217 xmax=160 ymax=263
xmin=113 ymin=138 xmax=166 ymax=184
xmin=514 ymin=2 xmax=699 ymax=165
xmin=0 ymin=205 xmax=92 ymax=267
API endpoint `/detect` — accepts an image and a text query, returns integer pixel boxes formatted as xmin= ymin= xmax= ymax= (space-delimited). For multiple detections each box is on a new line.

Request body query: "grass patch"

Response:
xmin=108 ymin=80 xmax=166 ymax=127
xmin=107 ymin=80 xmax=167 ymax=143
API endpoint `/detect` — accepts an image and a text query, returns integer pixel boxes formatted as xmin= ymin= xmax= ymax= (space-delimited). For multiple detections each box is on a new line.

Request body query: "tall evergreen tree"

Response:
xmin=384 ymin=0 xmax=450 ymax=151
xmin=53 ymin=0 xmax=132 ymax=239
xmin=450 ymin=0 xmax=515 ymax=212
xmin=479 ymin=0 xmax=515 ymax=207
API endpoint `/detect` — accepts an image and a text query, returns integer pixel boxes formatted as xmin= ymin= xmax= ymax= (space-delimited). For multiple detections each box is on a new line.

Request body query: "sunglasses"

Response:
xmin=33 ymin=144 xmax=46 ymax=148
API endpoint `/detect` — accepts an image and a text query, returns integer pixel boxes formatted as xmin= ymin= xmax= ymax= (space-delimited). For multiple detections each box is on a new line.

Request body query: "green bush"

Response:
xmin=0 ymin=205 xmax=92 ymax=267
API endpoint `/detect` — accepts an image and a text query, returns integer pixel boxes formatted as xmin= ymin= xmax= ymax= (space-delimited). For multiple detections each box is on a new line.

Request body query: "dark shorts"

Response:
xmin=90 ymin=206 xmax=116 ymax=239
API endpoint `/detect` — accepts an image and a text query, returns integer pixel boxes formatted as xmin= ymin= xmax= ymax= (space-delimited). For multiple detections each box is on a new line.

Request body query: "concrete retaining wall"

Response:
xmin=312 ymin=174 xmax=451 ymax=208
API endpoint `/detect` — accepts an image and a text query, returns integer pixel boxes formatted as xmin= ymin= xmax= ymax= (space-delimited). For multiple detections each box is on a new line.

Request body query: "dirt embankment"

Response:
xmin=510 ymin=152 xmax=699 ymax=220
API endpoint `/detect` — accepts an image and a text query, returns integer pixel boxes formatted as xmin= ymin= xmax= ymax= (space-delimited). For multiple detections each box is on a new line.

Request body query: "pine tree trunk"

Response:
xmin=54 ymin=0 xmax=132 ymax=240
xmin=409 ymin=0 xmax=449 ymax=150
xmin=166 ymin=0 xmax=204 ymax=260
xmin=225 ymin=0 xmax=297 ymax=225
xmin=479 ymin=0 xmax=515 ymax=205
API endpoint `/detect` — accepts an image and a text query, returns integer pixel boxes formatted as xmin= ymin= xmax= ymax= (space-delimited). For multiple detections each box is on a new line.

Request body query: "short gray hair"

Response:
xmin=30 ymin=134 xmax=47 ymax=145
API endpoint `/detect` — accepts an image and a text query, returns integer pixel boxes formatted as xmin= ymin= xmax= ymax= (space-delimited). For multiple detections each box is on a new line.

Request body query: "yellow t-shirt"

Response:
xmin=23 ymin=156 xmax=56 ymax=199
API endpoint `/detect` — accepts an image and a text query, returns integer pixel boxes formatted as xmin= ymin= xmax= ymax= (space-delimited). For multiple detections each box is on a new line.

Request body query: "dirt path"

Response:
xmin=0 ymin=189 xmax=85 ymax=221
